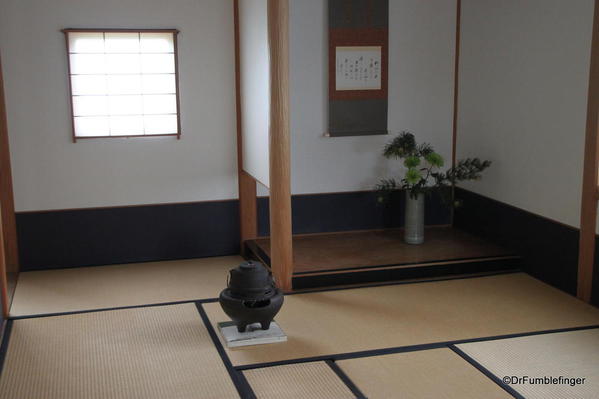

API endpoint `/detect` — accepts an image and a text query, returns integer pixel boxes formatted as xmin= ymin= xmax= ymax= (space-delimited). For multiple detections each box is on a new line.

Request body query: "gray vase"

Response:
xmin=404 ymin=191 xmax=424 ymax=244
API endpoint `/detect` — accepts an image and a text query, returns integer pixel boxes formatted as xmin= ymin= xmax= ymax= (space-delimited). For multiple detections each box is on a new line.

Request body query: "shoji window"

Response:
xmin=63 ymin=29 xmax=181 ymax=141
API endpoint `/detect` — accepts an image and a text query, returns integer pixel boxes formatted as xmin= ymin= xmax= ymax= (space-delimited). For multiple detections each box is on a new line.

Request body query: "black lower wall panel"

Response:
xmin=258 ymin=190 xmax=451 ymax=236
xmin=17 ymin=190 xmax=451 ymax=271
xmin=16 ymin=201 xmax=241 ymax=271
xmin=454 ymin=188 xmax=581 ymax=298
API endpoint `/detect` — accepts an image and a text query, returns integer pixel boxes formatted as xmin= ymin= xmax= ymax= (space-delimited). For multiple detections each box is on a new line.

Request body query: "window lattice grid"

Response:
xmin=65 ymin=30 xmax=180 ymax=139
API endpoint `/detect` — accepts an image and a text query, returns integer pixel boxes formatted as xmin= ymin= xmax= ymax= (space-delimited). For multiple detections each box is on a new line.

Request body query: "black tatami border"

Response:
xmin=228 ymin=324 xmax=599 ymax=399
xmin=2 ymin=272 xmax=598 ymax=399
xmin=8 ymin=270 xmax=520 ymax=320
xmin=0 ymin=320 xmax=13 ymax=380
xmin=194 ymin=303 xmax=256 ymax=399
xmin=232 ymin=324 xmax=599 ymax=372
xmin=325 ymin=359 xmax=368 ymax=399
xmin=10 ymin=298 xmax=220 ymax=320
xmin=449 ymin=345 xmax=526 ymax=399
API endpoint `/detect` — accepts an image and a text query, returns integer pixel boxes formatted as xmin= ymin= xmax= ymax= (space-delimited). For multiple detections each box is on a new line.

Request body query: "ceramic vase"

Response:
xmin=404 ymin=191 xmax=424 ymax=244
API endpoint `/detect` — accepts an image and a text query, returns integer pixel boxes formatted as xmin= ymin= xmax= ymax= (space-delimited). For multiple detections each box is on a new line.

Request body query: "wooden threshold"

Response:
xmin=245 ymin=227 xmax=520 ymax=290
xmin=289 ymin=269 xmax=520 ymax=294
xmin=294 ymin=255 xmax=520 ymax=278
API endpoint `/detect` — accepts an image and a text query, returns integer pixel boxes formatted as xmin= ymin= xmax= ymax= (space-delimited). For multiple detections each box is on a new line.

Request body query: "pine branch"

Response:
xmin=383 ymin=131 xmax=416 ymax=159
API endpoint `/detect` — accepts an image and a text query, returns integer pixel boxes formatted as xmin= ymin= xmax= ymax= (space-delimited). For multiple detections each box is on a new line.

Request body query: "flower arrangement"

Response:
xmin=376 ymin=131 xmax=491 ymax=200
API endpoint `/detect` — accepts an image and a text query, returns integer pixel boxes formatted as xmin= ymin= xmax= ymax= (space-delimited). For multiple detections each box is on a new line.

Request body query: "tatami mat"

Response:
xmin=243 ymin=362 xmax=354 ymax=399
xmin=0 ymin=303 xmax=239 ymax=399
xmin=10 ymin=255 xmax=242 ymax=316
xmin=203 ymin=273 xmax=599 ymax=366
xmin=338 ymin=348 xmax=512 ymax=399
xmin=456 ymin=328 xmax=599 ymax=399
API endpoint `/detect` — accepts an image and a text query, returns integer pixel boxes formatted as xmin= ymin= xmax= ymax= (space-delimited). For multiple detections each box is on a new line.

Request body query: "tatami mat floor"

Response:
xmin=456 ymin=329 xmax=599 ymax=399
xmin=0 ymin=303 xmax=240 ymax=399
xmin=204 ymin=273 xmax=599 ymax=366
xmin=2 ymin=264 xmax=599 ymax=399
xmin=338 ymin=348 xmax=513 ymax=399
xmin=243 ymin=362 xmax=355 ymax=399
xmin=10 ymin=255 xmax=243 ymax=317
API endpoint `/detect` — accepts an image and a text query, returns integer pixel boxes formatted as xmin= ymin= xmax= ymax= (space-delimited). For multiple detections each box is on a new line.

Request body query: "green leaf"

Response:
xmin=404 ymin=156 xmax=421 ymax=168
xmin=446 ymin=158 xmax=492 ymax=183
xmin=425 ymin=152 xmax=444 ymax=168
xmin=405 ymin=168 xmax=422 ymax=185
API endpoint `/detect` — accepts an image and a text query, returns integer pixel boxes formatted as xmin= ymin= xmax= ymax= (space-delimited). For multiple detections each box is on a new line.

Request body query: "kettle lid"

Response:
xmin=239 ymin=260 xmax=264 ymax=271
xmin=227 ymin=261 xmax=273 ymax=298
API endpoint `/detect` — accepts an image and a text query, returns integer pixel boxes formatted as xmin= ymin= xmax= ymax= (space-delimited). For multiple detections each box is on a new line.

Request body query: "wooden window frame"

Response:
xmin=62 ymin=28 xmax=182 ymax=142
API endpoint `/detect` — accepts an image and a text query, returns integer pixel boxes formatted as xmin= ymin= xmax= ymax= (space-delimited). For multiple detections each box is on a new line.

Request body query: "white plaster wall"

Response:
xmin=288 ymin=0 xmax=456 ymax=194
xmin=0 ymin=0 xmax=237 ymax=211
xmin=239 ymin=0 xmax=270 ymax=188
xmin=457 ymin=0 xmax=594 ymax=228
xmin=2 ymin=0 xmax=457 ymax=210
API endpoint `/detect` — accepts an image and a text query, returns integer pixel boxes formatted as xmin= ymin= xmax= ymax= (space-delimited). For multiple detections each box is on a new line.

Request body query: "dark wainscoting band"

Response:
xmin=17 ymin=190 xmax=451 ymax=271
xmin=16 ymin=201 xmax=241 ymax=271
xmin=258 ymin=190 xmax=450 ymax=236
xmin=454 ymin=187 xmax=599 ymax=307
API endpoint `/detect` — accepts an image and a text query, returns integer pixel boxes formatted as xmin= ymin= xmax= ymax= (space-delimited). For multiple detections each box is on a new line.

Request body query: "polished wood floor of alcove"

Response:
xmin=251 ymin=227 xmax=517 ymax=275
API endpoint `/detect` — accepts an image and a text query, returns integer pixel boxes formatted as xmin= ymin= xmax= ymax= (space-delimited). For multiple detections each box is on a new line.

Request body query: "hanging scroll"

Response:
xmin=327 ymin=0 xmax=388 ymax=137
xmin=335 ymin=46 xmax=382 ymax=91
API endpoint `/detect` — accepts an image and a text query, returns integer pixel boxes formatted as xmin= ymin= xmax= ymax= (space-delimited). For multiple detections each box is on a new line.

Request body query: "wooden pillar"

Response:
xmin=0 ymin=55 xmax=15 ymax=316
xmin=450 ymin=0 xmax=461 ymax=225
xmin=238 ymin=172 xmax=257 ymax=251
xmin=0 ymin=210 xmax=8 ymax=317
xmin=267 ymin=0 xmax=293 ymax=291
xmin=578 ymin=0 xmax=599 ymax=303
xmin=0 ymin=56 xmax=18 ymax=275
xmin=451 ymin=0 xmax=461 ymax=170
xmin=234 ymin=0 xmax=258 ymax=253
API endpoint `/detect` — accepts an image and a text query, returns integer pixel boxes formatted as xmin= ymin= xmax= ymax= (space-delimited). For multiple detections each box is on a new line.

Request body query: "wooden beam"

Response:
xmin=451 ymin=0 xmax=461 ymax=170
xmin=267 ymin=0 xmax=293 ymax=291
xmin=0 ymin=55 xmax=19 ymax=276
xmin=578 ymin=0 xmax=599 ymax=303
xmin=238 ymin=171 xmax=257 ymax=250
xmin=0 ymin=210 xmax=8 ymax=317
xmin=450 ymin=0 xmax=461 ymax=226
xmin=0 ymin=55 xmax=14 ymax=316
xmin=234 ymin=0 xmax=258 ymax=252
xmin=0 ymin=62 xmax=18 ymax=262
